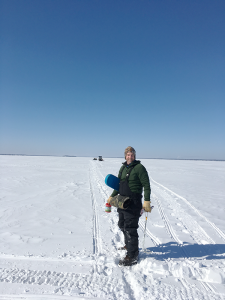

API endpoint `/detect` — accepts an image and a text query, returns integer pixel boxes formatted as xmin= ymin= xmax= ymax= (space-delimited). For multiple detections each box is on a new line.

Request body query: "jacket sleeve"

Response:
xmin=138 ymin=165 xmax=151 ymax=201
xmin=110 ymin=189 xmax=119 ymax=197
xmin=110 ymin=166 xmax=123 ymax=197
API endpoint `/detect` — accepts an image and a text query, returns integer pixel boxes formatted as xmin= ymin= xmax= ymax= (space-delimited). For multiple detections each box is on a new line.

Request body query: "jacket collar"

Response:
xmin=123 ymin=160 xmax=140 ymax=167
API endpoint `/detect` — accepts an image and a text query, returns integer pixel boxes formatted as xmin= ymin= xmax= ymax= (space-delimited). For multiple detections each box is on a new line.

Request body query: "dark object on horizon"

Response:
xmin=98 ymin=156 xmax=104 ymax=161
xmin=93 ymin=158 xmax=97 ymax=160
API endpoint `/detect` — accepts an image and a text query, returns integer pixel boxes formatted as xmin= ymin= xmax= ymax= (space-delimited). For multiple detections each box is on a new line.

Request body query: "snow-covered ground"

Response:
xmin=0 ymin=155 xmax=225 ymax=300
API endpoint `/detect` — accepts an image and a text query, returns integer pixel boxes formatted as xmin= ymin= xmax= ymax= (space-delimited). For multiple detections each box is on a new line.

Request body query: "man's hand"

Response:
xmin=107 ymin=197 xmax=113 ymax=204
xmin=143 ymin=201 xmax=152 ymax=212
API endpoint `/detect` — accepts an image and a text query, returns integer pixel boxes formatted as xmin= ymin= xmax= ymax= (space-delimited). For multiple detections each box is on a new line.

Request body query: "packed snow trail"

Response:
xmin=93 ymin=159 xmax=225 ymax=298
xmin=90 ymin=160 xmax=225 ymax=299
xmin=0 ymin=156 xmax=225 ymax=299
xmin=151 ymin=177 xmax=225 ymax=241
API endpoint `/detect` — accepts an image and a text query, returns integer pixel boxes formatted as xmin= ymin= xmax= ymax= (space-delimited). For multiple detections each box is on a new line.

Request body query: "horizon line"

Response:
xmin=0 ymin=154 xmax=224 ymax=162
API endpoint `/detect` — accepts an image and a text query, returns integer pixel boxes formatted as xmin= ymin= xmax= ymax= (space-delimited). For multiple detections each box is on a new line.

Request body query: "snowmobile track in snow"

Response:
xmin=150 ymin=192 xmax=216 ymax=293
xmin=92 ymin=162 xmax=225 ymax=297
xmin=0 ymin=266 xmax=125 ymax=298
xmin=151 ymin=177 xmax=225 ymax=242
xmin=89 ymin=165 xmax=102 ymax=255
xmin=139 ymin=217 xmax=161 ymax=246
xmin=92 ymin=162 xmax=224 ymax=298
xmin=149 ymin=175 xmax=221 ymax=294
xmin=1 ymin=157 xmax=225 ymax=299
xmin=150 ymin=176 xmax=216 ymax=246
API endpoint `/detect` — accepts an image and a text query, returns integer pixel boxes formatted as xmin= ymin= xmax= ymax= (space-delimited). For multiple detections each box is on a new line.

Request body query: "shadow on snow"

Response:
xmin=139 ymin=242 xmax=225 ymax=261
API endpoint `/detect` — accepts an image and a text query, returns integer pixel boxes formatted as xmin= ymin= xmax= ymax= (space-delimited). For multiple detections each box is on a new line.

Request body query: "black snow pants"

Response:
xmin=118 ymin=209 xmax=140 ymax=257
xmin=118 ymin=167 xmax=142 ymax=258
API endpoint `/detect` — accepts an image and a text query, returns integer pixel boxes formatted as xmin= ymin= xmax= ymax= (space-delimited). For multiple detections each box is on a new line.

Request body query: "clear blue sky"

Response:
xmin=0 ymin=0 xmax=224 ymax=159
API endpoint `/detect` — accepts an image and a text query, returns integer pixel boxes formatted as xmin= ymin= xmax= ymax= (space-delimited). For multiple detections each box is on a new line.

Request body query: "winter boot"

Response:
xmin=117 ymin=245 xmax=127 ymax=250
xmin=118 ymin=253 xmax=138 ymax=267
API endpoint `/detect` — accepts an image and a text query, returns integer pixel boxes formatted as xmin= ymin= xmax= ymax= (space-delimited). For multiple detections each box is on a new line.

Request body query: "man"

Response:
xmin=107 ymin=146 xmax=151 ymax=266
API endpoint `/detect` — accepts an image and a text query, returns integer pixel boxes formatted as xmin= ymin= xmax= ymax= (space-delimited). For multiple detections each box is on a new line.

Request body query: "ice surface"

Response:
xmin=0 ymin=155 xmax=225 ymax=299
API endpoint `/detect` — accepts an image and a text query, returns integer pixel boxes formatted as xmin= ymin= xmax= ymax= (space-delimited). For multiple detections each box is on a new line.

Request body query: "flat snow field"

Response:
xmin=0 ymin=156 xmax=225 ymax=300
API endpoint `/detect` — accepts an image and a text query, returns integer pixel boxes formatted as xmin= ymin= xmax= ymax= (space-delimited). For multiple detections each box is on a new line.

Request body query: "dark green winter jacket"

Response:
xmin=110 ymin=160 xmax=151 ymax=201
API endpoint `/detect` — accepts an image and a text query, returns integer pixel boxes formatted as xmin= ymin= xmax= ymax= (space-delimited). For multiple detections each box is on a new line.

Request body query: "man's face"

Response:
xmin=126 ymin=152 xmax=135 ymax=164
